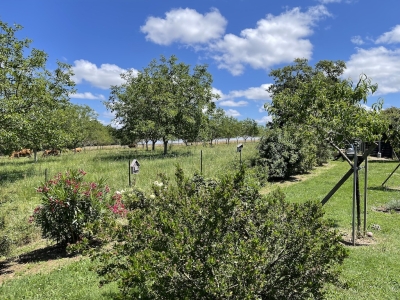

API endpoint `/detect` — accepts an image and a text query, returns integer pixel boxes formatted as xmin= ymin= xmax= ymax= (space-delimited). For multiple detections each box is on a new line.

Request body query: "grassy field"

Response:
xmin=1 ymin=143 xmax=400 ymax=299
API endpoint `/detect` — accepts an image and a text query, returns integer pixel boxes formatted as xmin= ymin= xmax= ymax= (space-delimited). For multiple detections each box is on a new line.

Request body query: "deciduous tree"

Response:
xmin=106 ymin=55 xmax=218 ymax=154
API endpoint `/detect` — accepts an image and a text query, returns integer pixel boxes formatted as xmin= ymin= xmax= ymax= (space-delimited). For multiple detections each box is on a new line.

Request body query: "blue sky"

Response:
xmin=2 ymin=0 xmax=400 ymax=126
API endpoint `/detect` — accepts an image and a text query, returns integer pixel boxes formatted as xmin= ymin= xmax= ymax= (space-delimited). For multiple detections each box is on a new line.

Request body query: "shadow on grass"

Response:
xmin=327 ymin=218 xmax=341 ymax=228
xmin=266 ymin=172 xmax=313 ymax=184
xmin=367 ymin=159 xmax=399 ymax=164
xmin=94 ymin=150 xmax=194 ymax=162
xmin=99 ymin=292 xmax=120 ymax=300
xmin=368 ymin=185 xmax=400 ymax=192
xmin=0 ymin=168 xmax=41 ymax=185
xmin=0 ymin=244 xmax=77 ymax=277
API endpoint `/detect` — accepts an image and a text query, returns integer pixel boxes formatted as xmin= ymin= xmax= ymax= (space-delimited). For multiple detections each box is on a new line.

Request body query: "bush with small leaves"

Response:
xmin=90 ymin=166 xmax=348 ymax=299
xmin=30 ymin=169 xmax=114 ymax=245
xmin=257 ymin=126 xmax=316 ymax=179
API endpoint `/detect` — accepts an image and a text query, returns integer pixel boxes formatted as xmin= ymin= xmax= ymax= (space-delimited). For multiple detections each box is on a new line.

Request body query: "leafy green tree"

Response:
xmin=265 ymin=58 xmax=388 ymax=234
xmin=107 ymin=55 xmax=218 ymax=154
xmin=206 ymin=108 xmax=225 ymax=145
xmin=240 ymin=118 xmax=257 ymax=143
xmin=0 ymin=20 xmax=75 ymax=155
xmin=381 ymin=107 xmax=400 ymax=155
xmin=85 ymin=120 xmax=114 ymax=147
xmin=265 ymin=59 xmax=386 ymax=146
xmin=220 ymin=115 xmax=239 ymax=144
xmin=61 ymin=104 xmax=98 ymax=149
xmin=258 ymin=126 xmax=316 ymax=179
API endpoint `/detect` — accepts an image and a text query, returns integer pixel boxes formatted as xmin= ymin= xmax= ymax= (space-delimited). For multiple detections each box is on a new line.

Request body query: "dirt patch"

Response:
xmin=372 ymin=206 xmax=400 ymax=214
xmin=340 ymin=233 xmax=377 ymax=246
xmin=0 ymin=243 xmax=81 ymax=284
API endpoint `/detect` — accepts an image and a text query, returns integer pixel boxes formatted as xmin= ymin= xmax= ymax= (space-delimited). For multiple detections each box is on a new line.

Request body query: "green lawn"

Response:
xmin=1 ymin=145 xmax=400 ymax=299
xmin=273 ymin=159 xmax=400 ymax=299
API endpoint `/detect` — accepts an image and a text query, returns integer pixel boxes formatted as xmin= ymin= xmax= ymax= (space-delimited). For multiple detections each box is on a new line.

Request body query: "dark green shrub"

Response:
xmin=91 ymin=166 xmax=348 ymax=299
xmin=30 ymin=169 xmax=114 ymax=245
xmin=257 ymin=126 xmax=316 ymax=179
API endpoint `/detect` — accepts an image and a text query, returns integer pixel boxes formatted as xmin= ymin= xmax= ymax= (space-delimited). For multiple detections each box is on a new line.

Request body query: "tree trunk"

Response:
xmin=152 ymin=141 xmax=156 ymax=151
xmin=34 ymin=149 xmax=38 ymax=162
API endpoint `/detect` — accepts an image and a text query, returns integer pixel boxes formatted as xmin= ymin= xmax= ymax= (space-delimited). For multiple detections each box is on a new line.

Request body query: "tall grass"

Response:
xmin=0 ymin=142 xmax=257 ymax=253
xmin=2 ymin=146 xmax=400 ymax=299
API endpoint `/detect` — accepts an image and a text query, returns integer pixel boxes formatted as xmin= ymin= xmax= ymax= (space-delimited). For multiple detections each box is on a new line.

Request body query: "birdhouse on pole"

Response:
xmin=130 ymin=159 xmax=140 ymax=174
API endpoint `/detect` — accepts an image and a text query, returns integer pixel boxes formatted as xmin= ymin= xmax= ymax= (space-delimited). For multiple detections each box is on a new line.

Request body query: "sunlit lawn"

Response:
xmin=1 ymin=144 xmax=400 ymax=299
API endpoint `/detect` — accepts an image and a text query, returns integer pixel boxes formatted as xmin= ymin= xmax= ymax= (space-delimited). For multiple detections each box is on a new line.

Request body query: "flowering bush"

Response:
xmin=30 ymin=169 xmax=114 ymax=245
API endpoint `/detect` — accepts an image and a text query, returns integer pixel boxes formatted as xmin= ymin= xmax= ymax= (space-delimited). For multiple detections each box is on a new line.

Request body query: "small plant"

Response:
xmin=30 ymin=169 xmax=113 ymax=245
xmin=385 ymin=199 xmax=400 ymax=211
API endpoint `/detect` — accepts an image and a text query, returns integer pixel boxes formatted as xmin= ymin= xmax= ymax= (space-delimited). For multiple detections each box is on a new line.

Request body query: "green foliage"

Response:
xmin=106 ymin=55 xmax=218 ymax=154
xmin=257 ymin=126 xmax=316 ymax=179
xmin=0 ymin=19 xmax=75 ymax=155
xmin=91 ymin=166 xmax=348 ymax=299
xmin=30 ymin=169 xmax=112 ymax=245
xmin=0 ymin=215 xmax=11 ymax=256
xmin=381 ymin=107 xmax=400 ymax=154
xmin=265 ymin=59 xmax=387 ymax=148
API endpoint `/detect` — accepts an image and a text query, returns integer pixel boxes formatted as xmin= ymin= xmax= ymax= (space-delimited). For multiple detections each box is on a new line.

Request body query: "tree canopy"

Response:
xmin=265 ymin=58 xmax=387 ymax=147
xmin=106 ymin=55 xmax=218 ymax=154
xmin=0 ymin=20 xmax=75 ymax=155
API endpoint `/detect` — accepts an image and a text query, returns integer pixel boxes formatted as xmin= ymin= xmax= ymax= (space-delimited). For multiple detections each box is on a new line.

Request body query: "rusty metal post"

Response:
xmin=364 ymin=156 xmax=368 ymax=236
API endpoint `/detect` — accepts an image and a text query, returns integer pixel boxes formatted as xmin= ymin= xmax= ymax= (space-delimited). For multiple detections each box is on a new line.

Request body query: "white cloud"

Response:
xmin=318 ymin=0 xmax=341 ymax=3
xmin=219 ymin=100 xmax=248 ymax=107
xmin=255 ymin=115 xmax=272 ymax=124
xmin=375 ymin=25 xmax=400 ymax=44
xmin=351 ymin=35 xmax=364 ymax=45
xmin=72 ymin=60 xmax=137 ymax=89
xmin=344 ymin=46 xmax=400 ymax=95
xmin=212 ymin=87 xmax=225 ymax=101
xmin=141 ymin=8 xmax=227 ymax=45
xmin=228 ymin=84 xmax=272 ymax=100
xmin=225 ymin=109 xmax=241 ymax=117
xmin=258 ymin=105 xmax=267 ymax=113
xmin=210 ymin=5 xmax=330 ymax=75
xmin=70 ymin=92 xmax=106 ymax=100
